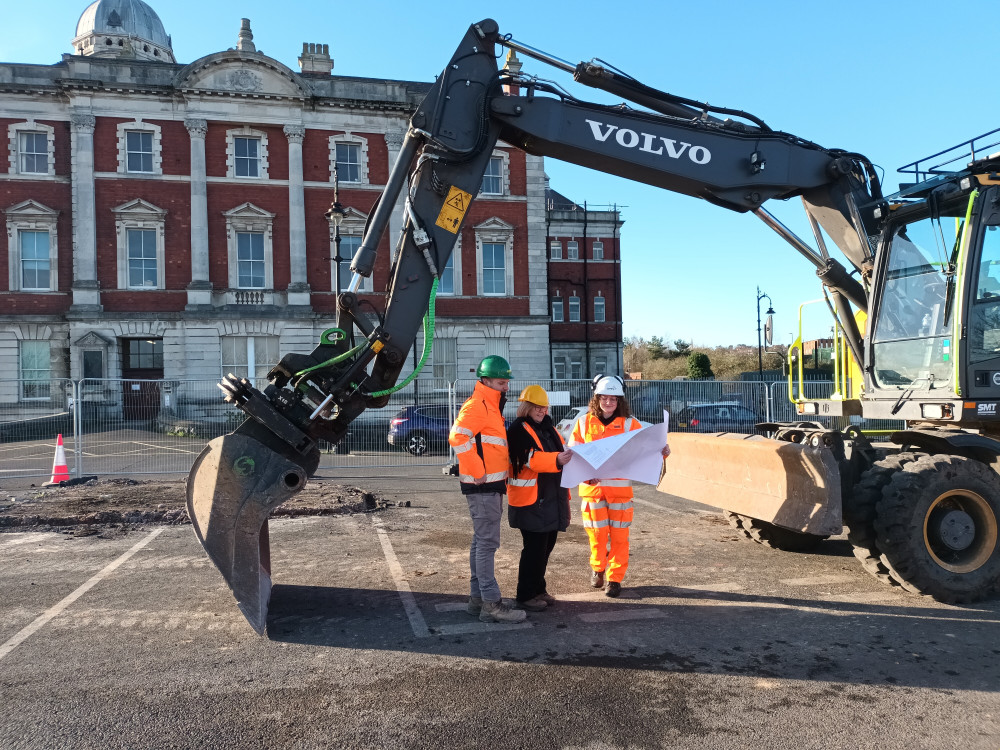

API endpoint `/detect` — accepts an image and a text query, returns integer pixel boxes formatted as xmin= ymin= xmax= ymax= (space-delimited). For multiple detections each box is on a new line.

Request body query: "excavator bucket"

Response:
xmin=186 ymin=433 xmax=309 ymax=634
xmin=657 ymin=432 xmax=843 ymax=535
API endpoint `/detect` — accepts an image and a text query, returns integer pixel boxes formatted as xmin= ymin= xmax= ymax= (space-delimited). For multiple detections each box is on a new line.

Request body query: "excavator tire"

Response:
xmin=874 ymin=454 xmax=1000 ymax=604
xmin=724 ymin=511 xmax=828 ymax=552
xmin=843 ymin=452 xmax=918 ymax=587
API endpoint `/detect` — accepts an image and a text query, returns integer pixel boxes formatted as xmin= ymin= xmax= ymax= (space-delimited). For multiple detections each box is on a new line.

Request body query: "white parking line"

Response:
xmin=780 ymin=575 xmax=857 ymax=586
xmin=0 ymin=528 xmax=164 ymax=663
xmin=372 ymin=518 xmax=430 ymax=638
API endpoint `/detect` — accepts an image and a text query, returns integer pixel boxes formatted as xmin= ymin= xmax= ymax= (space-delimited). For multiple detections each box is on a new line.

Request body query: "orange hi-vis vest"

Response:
xmin=449 ymin=380 xmax=509 ymax=488
xmin=570 ymin=413 xmax=641 ymax=500
xmin=507 ymin=422 xmax=565 ymax=507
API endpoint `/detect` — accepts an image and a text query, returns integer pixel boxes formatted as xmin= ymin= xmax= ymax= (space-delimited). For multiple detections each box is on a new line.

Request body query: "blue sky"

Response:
xmin=2 ymin=0 xmax=995 ymax=346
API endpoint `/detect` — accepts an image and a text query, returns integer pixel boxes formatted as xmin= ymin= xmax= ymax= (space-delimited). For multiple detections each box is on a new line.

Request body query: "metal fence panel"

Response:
xmin=767 ymin=381 xmax=906 ymax=434
xmin=0 ymin=379 xmax=77 ymax=481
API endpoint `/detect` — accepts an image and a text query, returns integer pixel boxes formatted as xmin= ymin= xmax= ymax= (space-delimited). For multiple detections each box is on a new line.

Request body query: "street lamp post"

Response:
xmin=756 ymin=286 xmax=775 ymax=381
xmin=325 ymin=164 xmax=346 ymax=292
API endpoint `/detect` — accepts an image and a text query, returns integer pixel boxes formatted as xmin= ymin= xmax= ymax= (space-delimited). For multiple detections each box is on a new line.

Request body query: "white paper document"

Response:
xmin=561 ymin=410 xmax=669 ymax=487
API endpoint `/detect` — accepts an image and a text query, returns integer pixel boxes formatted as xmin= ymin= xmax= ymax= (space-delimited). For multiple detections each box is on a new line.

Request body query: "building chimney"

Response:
xmin=237 ymin=19 xmax=256 ymax=53
xmin=298 ymin=42 xmax=334 ymax=75
xmin=502 ymin=49 xmax=522 ymax=95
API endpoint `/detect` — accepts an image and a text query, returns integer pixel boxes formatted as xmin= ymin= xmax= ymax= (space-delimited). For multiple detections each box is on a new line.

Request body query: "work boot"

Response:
xmin=590 ymin=570 xmax=605 ymax=589
xmin=538 ymin=592 xmax=556 ymax=605
xmin=516 ymin=596 xmax=548 ymax=612
xmin=479 ymin=599 xmax=527 ymax=623
xmin=466 ymin=596 xmax=483 ymax=616
xmin=605 ymin=581 xmax=622 ymax=598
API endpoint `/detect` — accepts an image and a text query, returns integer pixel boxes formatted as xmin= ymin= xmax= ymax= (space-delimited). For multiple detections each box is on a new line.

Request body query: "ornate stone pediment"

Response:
xmin=176 ymin=53 xmax=309 ymax=100
xmin=75 ymin=331 xmax=111 ymax=348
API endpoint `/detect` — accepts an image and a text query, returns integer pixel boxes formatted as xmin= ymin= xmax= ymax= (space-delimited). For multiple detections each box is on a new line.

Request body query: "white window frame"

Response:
xmin=567 ymin=240 xmax=579 ymax=260
xmin=550 ymin=240 xmax=562 ymax=260
xmin=569 ymin=294 xmax=581 ymax=322
xmin=226 ymin=127 xmax=269 ymax=180
xmin=570 ymin=357 xmax=583 ymax=379
xmin=595 ymin=356 xmax=608 ymax=374
xmin=594 ymin=294 xmax=606 ymax=323
xmin=8 ymin=121 xmax=55 ymax=177
xmin=593 ymin=240 xmax=604 ymax=260
xmin=5 ymin=199 xmax=59 ymax=292
xmin=19 ymin=340 xmax=52 ymax=401
xmin=113 ymin=199 xmax=166 ymax=290
xmin=553 ymin=355 xmax=567 ymax=380
xmin=485 ymin=337 xmax=509 ymax=362
xmin=433 ymin=336 xmax=458 ymax=382
xmin=475 ymin=218 xmax=514 ymax=297
xmin=221 ymin=335 xmax=280 ymax=386
xmin=224 ymin=203 xmax=275 ymax=290
xmin=328 ymin=206 xmax=372 ymax=292
xmin=551 ymin=294 xmax=564 ymax=322
xmin=329 ymin=133 xmax=370 ymax=185
xmin=116 ymin=120 xmax=162 ymax=175
xmin=478 ymin=150 xmax=510 ymax=197
xmin=438 ymin=235 xmax=462 ymax=296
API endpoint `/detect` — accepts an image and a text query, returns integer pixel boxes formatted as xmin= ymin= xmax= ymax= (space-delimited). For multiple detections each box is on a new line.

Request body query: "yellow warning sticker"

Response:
xmin=435 ymin=186 xmax=473 ymax=234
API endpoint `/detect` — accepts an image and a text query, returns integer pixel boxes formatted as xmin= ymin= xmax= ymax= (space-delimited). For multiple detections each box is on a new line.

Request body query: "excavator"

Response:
xmin=186 ymin=19 xmax=1000 ymax=633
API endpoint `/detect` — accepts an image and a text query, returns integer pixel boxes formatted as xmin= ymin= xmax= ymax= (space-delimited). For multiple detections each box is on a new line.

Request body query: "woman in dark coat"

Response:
xmin=506 ymin=385 xmax=573 ymax=611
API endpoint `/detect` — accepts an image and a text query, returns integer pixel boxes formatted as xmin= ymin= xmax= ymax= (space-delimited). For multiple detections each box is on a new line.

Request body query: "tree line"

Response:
xmin=624 ymin=336 xmax=805 ymax=381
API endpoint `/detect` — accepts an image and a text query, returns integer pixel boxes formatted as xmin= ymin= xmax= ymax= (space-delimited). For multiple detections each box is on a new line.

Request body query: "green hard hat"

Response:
xmin=477 ymin=355 xmax=512 ymax=379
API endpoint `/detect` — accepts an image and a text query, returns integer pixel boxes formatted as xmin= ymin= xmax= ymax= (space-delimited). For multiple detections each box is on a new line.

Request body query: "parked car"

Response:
xmin=675 ymin=402 xmax=762 ymax=434
xmin=555 ymin=406 xmax=589 ymax=443
xmin=388 ymin=405 xmax=452 ymax=456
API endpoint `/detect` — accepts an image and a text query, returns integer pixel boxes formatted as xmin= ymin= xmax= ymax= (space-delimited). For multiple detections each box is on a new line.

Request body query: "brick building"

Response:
xmin=0 ymin=0 xmax=624 ymax=412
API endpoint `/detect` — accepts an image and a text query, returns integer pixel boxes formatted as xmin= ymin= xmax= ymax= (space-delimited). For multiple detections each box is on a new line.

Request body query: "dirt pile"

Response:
xmin=0 ymin=477 xmax=396 ymax=536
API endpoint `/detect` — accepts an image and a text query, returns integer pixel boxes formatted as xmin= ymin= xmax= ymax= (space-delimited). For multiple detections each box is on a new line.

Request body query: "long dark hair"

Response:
xmin=588 ymin=393 xmax=631 ymax=419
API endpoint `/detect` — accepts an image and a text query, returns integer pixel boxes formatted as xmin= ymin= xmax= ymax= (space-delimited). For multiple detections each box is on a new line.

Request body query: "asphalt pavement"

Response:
xmin=1 ymin=474 xmax=998 ymax=749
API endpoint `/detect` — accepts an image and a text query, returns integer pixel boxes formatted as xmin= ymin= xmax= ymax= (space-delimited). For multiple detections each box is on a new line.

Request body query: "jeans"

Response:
xmin=466 ymin=491 xmax=503 ymax=602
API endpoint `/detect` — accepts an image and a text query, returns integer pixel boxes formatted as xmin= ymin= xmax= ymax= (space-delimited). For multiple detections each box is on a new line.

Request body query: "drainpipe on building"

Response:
xmin=582 ymin=202 xmax=591 ymax=378
xmin=546 ymin=199 xmax=554 ymax=381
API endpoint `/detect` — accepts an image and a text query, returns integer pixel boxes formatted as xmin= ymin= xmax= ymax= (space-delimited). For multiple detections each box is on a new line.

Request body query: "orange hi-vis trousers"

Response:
xmin=580 ymin=484 xmax=634 ymax=583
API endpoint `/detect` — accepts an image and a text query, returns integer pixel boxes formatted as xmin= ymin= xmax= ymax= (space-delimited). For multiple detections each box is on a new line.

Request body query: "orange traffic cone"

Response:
xmin=45 ymin=434 xmax=70 ymax=485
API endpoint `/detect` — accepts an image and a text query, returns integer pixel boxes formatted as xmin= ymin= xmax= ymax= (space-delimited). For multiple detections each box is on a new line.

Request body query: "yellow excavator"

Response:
xmin=187 ymin=19 xmax=1000 ymax=633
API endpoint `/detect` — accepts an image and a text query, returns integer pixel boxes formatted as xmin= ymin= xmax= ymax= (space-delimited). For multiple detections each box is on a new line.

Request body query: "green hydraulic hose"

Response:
xmin=367 ymin=277 xmax=439 ymax=398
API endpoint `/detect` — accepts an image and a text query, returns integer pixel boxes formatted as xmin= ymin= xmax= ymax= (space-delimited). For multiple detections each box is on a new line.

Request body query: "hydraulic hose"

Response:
xmin=367 ymin=277 xmax=439 ymax=398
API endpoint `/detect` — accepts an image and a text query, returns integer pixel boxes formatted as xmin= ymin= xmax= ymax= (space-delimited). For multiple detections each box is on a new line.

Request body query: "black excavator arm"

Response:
xmin=187 ymin=18 xmax=882 ymax=633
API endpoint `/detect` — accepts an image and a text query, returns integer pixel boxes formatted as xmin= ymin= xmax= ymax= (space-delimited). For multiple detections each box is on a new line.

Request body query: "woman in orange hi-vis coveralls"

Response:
xmin=570 ymin=374 xmax=670 ymax=598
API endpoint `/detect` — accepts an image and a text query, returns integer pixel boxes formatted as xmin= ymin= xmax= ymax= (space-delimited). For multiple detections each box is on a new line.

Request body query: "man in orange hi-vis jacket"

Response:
xmin=448 ymin=355 xmax=526 ymax=624
xmin=570 ymin=374 xmax=670 ymax=598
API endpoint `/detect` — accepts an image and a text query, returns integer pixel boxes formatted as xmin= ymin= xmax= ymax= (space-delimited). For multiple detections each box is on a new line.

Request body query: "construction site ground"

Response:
xmin=1 ymin=471 xmax=998 ymax=749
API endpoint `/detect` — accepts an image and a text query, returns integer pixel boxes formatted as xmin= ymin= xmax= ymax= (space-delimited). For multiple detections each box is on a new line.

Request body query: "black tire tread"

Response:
xmin=725 ymin=511 xmax=827 ymax=552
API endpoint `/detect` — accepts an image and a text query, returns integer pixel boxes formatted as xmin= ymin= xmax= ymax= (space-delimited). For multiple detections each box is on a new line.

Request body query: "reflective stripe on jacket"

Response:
xmin=449 ymin=380 xmax=509 ymax=493
xmin=570 ymin=413 xmax=640 ymax=499
xmin=507 ymin=422 xmax=564 ymax=507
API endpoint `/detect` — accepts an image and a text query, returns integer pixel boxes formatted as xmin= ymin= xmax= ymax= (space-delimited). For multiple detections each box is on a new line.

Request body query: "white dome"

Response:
xmin=74 ymin=0 xmax=174 ymax=61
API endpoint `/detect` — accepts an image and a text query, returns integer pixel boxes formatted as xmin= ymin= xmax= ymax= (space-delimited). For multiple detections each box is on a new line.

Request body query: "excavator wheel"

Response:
xmin=873 ymin=454 xmax=1000 ymax=604
xmin=843 ymin=452 xmax=918 ymax=587
xmin=725 ymin=511 xmax=828 ymax=552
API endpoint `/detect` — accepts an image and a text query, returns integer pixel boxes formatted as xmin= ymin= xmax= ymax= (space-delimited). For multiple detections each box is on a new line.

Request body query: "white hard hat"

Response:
xmin=593 ymin=374 xmax=625 ymax=397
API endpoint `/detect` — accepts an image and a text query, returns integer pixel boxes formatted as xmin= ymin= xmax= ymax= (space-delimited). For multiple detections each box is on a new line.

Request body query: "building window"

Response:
xmin=127 ymin=339 xmax=164 ymax=369
xmin=222 ymin=335 xmax=279 ymax=385
xmin=19 ymin=231 xmax=51 ymax=291
xmin=126 ymin=230 xmax=158 ymax=288
xmin=478 ymin=151 xmax=509 ymax=196
xmin=82 ymin=350 xmax=105 ymax=380
xmin=237 ymin=233 xmax=266 ymax=289
xmin=553 ymin=355 xmax=567 ymax=380
xmin=329 ymin=205 xmax=373 ymax=293
xmin=334 ymin=234 xmax=372 ymax=292
xmin=551 ymin=295 xmax=564 ymax=322
xmin=116 ymin=120 xmax=162 ymax=175
xmin=570 ymin=358 xmax=583 ymax=379
xmin=439 ymin=254 xmax=455 ymax=295
xmin=113 ymin=199 xmax=166 ymax=290
xmin=224 ymin=203 xmax=275 ymax=290
xmin=475 ymin=218 xmax=514 ymax=297
xmin=5 ymin=199 xmax=59 ymax=292
xmin=593 ymin=240 xmax=604 ymax=260
xmin=567 ymin=241 xmax=579 ymax=260
xmin=595 ymin=356 xmax=608 ymax=374
xmin=20 ymin=340 xmax=51 ymax=400
xmin=227 ymin=128 xmax=269 ymax=180
xmin=329 ymin=134 xmax=369 ymax=185
xmin=8 ymin=121 xmax=55 ymax=177
xmin=485 ymin=337 xmax=509 ymax=362
xmin=433 ymin=337 xmax=458 ymax=382
xmin=569 ymin=295 xmax=581 ymax=322
xmin=550 ymin=241 xmax=562 ymax=260
xmin=481 ymin=156 xmax=503 ymax=195
xmin=482 ymin=242 xmax=506 ymax=295
xmin=594 ymin=295 xmax=606 ymax=323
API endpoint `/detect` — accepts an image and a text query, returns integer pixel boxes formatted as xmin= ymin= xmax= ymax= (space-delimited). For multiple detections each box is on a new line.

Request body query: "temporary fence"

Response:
xmin=768 ymin=381 xmax=906 ymax=435
xmin=0 ymin=376 xmax=910 ymax=483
